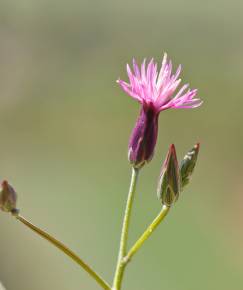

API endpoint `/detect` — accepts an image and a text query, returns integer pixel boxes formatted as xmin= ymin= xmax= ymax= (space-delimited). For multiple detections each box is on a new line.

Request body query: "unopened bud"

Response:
xmin=157 ymin=144 xmax=180 ymax=206
xmin=0 ymin=180 xmax=18 ymax=213
xmin=180 ymin=143 xmax=200 ymax=189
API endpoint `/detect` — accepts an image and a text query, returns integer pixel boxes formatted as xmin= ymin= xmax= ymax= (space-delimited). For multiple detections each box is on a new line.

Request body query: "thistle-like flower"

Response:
xmin=118 ymin=53 xmax=202 ymax=168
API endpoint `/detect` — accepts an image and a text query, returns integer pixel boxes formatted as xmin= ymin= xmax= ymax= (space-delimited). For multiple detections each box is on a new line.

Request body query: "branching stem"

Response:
xmin=15 ymin=214 xmax=111 ymax=290
xmin=124 ymin=205 xmax=170 ymax=264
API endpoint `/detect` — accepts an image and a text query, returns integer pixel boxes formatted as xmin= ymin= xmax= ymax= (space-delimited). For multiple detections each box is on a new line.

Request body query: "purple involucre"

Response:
xmin=128 ymin=104 xmax=159 ymax=168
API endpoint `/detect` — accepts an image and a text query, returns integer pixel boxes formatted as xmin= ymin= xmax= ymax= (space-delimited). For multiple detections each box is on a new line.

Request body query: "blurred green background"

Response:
xmin=0 ymin=0 xmax=243 ymax=289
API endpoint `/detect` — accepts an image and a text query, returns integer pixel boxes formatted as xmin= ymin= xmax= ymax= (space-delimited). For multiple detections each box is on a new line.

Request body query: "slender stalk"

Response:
xmin=15 ymin=214 xmax=111 ymax=290
xmin=112 ymin=167 xmax=139 ymax=290
xmin=124 ymin=205 xmax=170 ymax=264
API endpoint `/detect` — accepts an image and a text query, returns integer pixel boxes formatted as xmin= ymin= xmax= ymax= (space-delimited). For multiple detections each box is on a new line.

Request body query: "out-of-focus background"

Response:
xmin=0 ymin=0 xmax=243 ymax=289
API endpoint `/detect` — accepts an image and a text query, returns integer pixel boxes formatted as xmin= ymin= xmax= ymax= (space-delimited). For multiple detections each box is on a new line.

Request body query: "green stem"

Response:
xmin=112 ymin=167 xmax=139 ymax=290
xmin=124 ymin=205 xmax=170 ymax=264
xmin=15 ymin=214 xmax=111 ymax=290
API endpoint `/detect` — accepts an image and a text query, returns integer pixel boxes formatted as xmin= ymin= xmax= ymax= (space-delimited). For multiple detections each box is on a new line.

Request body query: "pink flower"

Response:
xmin=117 ymin=53 xmax=202 ymax=168
xmin=117 ymin=53 xmax=202 ymax=112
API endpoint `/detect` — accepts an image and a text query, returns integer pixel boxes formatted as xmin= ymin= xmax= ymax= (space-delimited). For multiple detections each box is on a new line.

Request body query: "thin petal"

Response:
xmin=127 ymin=64 xmax=135 ymax=85
xmin=133 ymin=58 xmax=141 ymax=79
xmin=157 ymin=53 xmax=168 ymax=84
xmin=117 ymin=79 xmax=142 ymax=102
xmin=141 ymin=59 xmax=147 ymax=82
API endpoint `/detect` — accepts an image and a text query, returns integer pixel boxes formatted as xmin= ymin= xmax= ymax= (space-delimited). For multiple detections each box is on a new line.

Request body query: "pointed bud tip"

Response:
xmin=170 ymin=144 xmax=176 ymax=151
xmin=169 ymin=144 xmax=179 ymax=166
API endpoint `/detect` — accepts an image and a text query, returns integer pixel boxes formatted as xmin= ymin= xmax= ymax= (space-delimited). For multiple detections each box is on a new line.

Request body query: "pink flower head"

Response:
xmin=117 ymin=53 xmax=202 ymax=112
xmin=117 ymin=53 xmax=202 ymax=168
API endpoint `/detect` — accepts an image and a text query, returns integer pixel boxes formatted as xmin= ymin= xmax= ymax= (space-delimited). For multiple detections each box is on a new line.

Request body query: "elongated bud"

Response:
xmin=0 ymin=180 xmax=18 ymax=213
xmin=128 ymin=104 xmax=159 ymax=168
xmin=157 ymin=144 xmax=180 ymax=206
xmin=180 ymin=143 xmax=200 ymax=189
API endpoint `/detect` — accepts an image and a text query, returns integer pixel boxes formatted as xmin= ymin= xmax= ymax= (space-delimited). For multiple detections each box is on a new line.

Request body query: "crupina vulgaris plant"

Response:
xmin=0 ymin=53 xmax=202 ymax=290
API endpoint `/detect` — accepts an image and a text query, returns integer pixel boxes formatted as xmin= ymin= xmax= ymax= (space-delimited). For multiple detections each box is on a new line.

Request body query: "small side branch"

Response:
xmin=15 ymin=214 xmax=111 ymax=290
xmin=124 ymin=205 xmax=170 ymax=264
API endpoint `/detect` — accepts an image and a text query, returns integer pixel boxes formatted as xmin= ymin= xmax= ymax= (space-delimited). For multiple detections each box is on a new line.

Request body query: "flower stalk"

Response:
xmin=112 ymin=167 xmax=139 ymax=290
xmin=14 ymin=213 xmax=111 ymax=290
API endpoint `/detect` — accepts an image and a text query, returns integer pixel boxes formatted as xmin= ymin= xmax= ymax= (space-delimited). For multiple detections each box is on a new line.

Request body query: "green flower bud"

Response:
xmin=0 ymin=180 xmax=17 ymax=213
xmin=157 ymin=144 xmax=180 ymax=207
xmin=180 ymin=143 xmax=200 ymax=189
